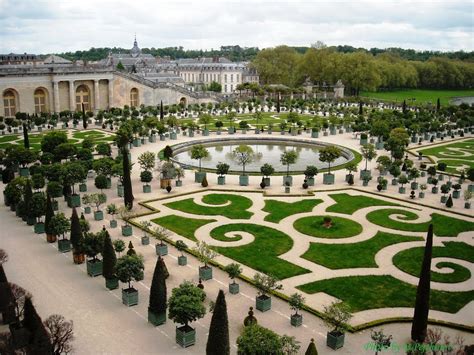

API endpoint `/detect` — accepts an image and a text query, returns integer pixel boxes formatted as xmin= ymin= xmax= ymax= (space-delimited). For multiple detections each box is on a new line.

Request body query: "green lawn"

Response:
xmin=297 ymin=275 xmax=474 ymax=313
xmin=210 ymin=223 xmax=310 ymax=279
xmin=326 ymin=193 xmax=400 ymax=215
xmin=164 ymin=193 xmax=253 ymax=219
xmin=302 ymin=232 xmax=422 ymax=269
xmin=360 ymin=89 xmax=474 ymax=106
xmin=294 ymin=216 xmax=363 ymax=239
xmin=417 ymin=139 xmax=474 ymax=173
xmin=366 ymin=209 xmax=474 ymax=237
xmin=393 ymin=242 xmax=473 ymax=283
xmin=263 ymin=199 xmax=323 ymax=223
xmin=151 ymin=215 xmax=215 ymax=242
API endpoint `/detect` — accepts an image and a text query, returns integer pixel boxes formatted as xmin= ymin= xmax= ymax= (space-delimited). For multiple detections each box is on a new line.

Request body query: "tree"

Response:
xmin=193 ymin=241 xmax=217 ymax=268
xmin=61 ymin=161 xmax=87 ymax=194
xmin=70 ymin=207 xmax=83 ymax=250
xmin=253 ymin=273 xmax=282 ymax=298
xmin=198 ymin=114 xmax=212 ymax=129
xmin=216 ymin=162 xmax=230 ymax=177
xmin=102 ymin=231 xmax=116 ymax=280
xmin=163 ymin=146 xmax=173 ymax=161
xmin=96 ymin=142 xmax=111 ymax=156
xmin=115 ymin=254 xmax=144 ymax=289
xmin=49 ymin=213 xmax=71 ymax=239
xmin=82 ymin=231 xmax=104 ymax=262
xmin=361 ymin=143 xmax=377 ymax=171
xmin=280 ymin=150 xmax=299 ymax=176
xmin=44 ymin=314 xmax=74 ymax=355
xmin=322 ymin=302 xmax=352 ymax=335
xmin=94 ymin=174 xmax=108 ymax=192
xmin=237 ymin=324 xmax=283 ymax=354
xmin=445 ymin=194 xmax=453 ymax=208
xmin=385 ymin=128 xmax=409 ymax=160
xmin=116 ymin=61 xmax=125 ymax=71
xmin=122 ymin=147 xmax=134 ymax=209
xmin=206 ymin=290 xmax=229 ymax=355
xmin=23 ymin=297 xmax=52 ymax=354
xmin=190 ymin=145 xmax=209 ymax=172
xmin=168 ymin=281 xmax=206 ymax=328
xmin=289 ymin=293 xmax=305 ymax=316
xmin=224 ymin=263 xmax=242 ymax=284
xmin=232 ymin=145 xmax=255 ymax=175
xmin=305 ymin=338 xmax=318 ymax=355
xmin=138 ymin=151 xmax=156 ymax=172
xmin=260 ymin=163 xmax=275 ymax=179
xmin=149 ymin=256 xmax=167 ymax=317
xmin=370 ymin=329 xmax=393 ymax=355
xmin=319 ymin=146 xmax=342 ymax=174
xmin=208 ymin=81 xmax=222 ymax=92
xmin=41 ymin=131 xmax=68 ymax=156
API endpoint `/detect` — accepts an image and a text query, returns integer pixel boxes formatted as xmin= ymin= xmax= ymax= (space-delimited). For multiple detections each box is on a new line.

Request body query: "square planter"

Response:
xmin=418 ymin=192 xmax=425 ymax=198
xmin=432 ymin=187 xmax=439 ymax=194
xmin=256 ymin=295 xmax=271 ymax=312
xmin=285 ymin=186 xmax=290 ymax=193
xmin=148 ymin=309 xmax=166 ymax=326
xmin=188 ymin=131 xmax=194 ymax=137
xmin=195 ymin=172 xmax=206 ymax=183
xmin=239 ymin=175 xmax=249 ymax=186
xmin=306 ymin=177 xmax=315 ymax=186
xmin=79 ymin=183 xmax=87 ymax=192
xmin=86 ymin=259 xmax=103 ymax=277
xmin=176 ymin=325 xmax=196 ymax=348
xmin=440 ymin=196 xmax=447 ymax=203
xmin=84 ymin=206 xmax=92 ymax=214
xmin=229 ymin=282 xmax=239 ymax=294
xmin=217 ymin=176 xmax=226 ymax=185
xmin=170 ymin=132 xmax=177 ymax=140
xmin=465 ymin=202 xmax=471 ymax=209
xmin=469 ymin=185 xmax=474 ymax=193
xmin=263 ymin=177 xmax=271 ymax=187
xmin=68 ymin=194 xmax=81 ymax=208
xmin=47 ymin=234 xmax=57 ymax=243
xmin=199 ymin=266 xmax=213 ymax=281
xmin=203 ymin=129 xmax=209 ymax=136
xmin=94 ymin=210 xmax=104 ymax=221
xmin=178 ymin=255 xmax=187 ymax=266
xmin=399 ymin=187 xmax=406 ymax=194
xmin=175 ymin=180 xmax=183 ymax=187
xmin=19 ymin=167 xmax=30 ymax=177
xmin=143 ymin=184 xmax=152 ymax=193
xmin=160 ymin=135 xmax=166 ymax=141
xmin=34 ymin=222 xmax=45 ymax=234
xmin=411 ymin=182 xmax=419 ymax=190
xmin=58 ymin=239 xmax=71 ymax=253
xmin=453 ymin=190 xmax=460 ymax=199
xmin=282 ymin=175 xmax=293 ymax=186
xmin=360 ymin=170 xmax=371 ymax=180
xmin=327 ymin=332 xmax=345 ymax=350
xmin=122 ymin=287 xmax=139 ymax=306
xmin=291 ymin=314 xmax=303 ymax=327
xmin=323 ymin=173 xmax=335 ymax=185
xmin=73 ymin=252 xmax=85 ymax=264
xmin=156 ymin=243 xmax=168 ymax=256
xmin=391 ymin=179 xmax=398 ymax=186
xmin=122 ymin=225 xmax=133 ymax=236
xmin=26 ymin=216 xmax=35 ymax=225
xmin=141 ymin=235 xmax=150 ymax=245
xmin=105 ymin=277 xmax=119 ymax=290
xmin=117 ymin=185 xmax=124 ymax=197
xmin=359 ymin=138 xmax=368 ymax=145
xmin=216 ymin=130 xmax=222 ymax=135
xmin=110 ymin=219 xmax=117 ymax=228
xmin=141 ymin=138 xmax=146 ymax=145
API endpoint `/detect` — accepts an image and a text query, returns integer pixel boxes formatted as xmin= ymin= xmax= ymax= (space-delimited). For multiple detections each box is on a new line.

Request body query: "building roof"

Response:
xmin=43 ymin=55 xmax=72 ymax=64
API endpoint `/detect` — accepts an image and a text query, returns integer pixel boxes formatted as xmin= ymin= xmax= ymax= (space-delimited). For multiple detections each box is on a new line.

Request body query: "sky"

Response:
xmin=0 ymin=0 xmax=472 ymax=54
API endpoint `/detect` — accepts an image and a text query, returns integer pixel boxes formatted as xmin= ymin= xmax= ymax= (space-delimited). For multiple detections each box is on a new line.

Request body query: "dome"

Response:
xmin=131 ymin=36 xmax=141 ymax=58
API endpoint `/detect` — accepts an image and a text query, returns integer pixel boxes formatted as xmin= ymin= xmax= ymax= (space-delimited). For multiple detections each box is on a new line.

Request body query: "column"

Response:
xmin=68 ymin=80 xmax=75 ymax=111
xmin=53 ymin=81 xmax=60 ymax=113
xmin=94 ymin=80 xmax=100 ymax=112
xmin=108 ymin=79 xmax=114 ymax=108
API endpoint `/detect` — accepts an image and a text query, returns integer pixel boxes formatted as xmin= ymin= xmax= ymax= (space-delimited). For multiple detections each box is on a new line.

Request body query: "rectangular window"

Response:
xmin=224 ymin=74 xmax=227 ymax=82
xmin=230 ymin=74 xmax=233 ymax=82
xmin=224 ymin=84 xmax=227 ymax=92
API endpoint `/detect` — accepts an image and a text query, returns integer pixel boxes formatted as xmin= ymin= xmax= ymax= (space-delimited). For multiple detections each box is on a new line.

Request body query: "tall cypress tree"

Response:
xmin=23 ymin=123 xmax=30 ymax=149
xmin=23 ymin=297 xmax=52 ymax=354
xmin=276 ymin=94 xmax=281 ymax=113
xmin=402 ymin=100 xmax=407 ymax=114
xmin=0 ymin=263 xmax=13 ymax=315
xmin=411 ymin=224 xmax=433 ymax=343
xmin=102 ymin=231 xmax=116 ymax=280
xmin=148 ymin=256 xmax=167 ymax=318
xmin=359 ymin=101 xmax=363 ymax=115
xmin=160 ymin=100 xmax=164 ymax=121
xmin=436 ymin=98 xmax=440 ymax=111
xmin=70 ymin=207 xmax=83 ymax=251
xmin=206 ymin=289 xmax=229 ymax=355
xmin=122 ymin=146 xmax=134 ymax=210
xmin=44 ymin=193 xmax=54 ymax=238
xmin=305 ymin=338 xmax=318 ymax=355
xmin=24 ymin=179 xmax=33 ymax=220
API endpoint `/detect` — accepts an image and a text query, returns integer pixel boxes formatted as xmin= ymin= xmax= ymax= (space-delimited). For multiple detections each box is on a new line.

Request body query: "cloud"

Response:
xmin=0 ymin=0 xmax=472 ymax=53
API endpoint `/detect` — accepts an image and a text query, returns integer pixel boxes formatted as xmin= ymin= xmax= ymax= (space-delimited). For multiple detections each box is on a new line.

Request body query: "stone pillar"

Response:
xmin=53 ymin=81 xmax=60 ymax=113
xmin=108 ymin=79 xmax=114 ymax=108
xmin=94 ymin=80 xmax=100 ymax=112
xmin=69 ymin=80 xmax=75 ymax=111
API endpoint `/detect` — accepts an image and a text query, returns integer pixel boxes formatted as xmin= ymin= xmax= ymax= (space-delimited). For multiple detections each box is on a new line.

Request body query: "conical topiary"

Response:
xmin=206 ymin=289 xmax=229 ymax=355
xmin=158 ymin=256 xmax=169 ymax=279
xmin=44 ymin=193 xmax=54 ymax=238
xmin=127 ymin=241 xmax=136 ymax=256
xmin=149 ymin=256 xmax=167 ymax=318
xmin=445 ymin=194 xmax=453 ymax=208
xmin=102 ymin=231 xmax=116 ymax=280
xmin=122 ymin=147 xmax=134 ymax=209
xmin=305 ymin=338 xmax=318 ymax=355
xmin=23 ymin=297 xmax=52 ymax=353
xmin=411 ymin=224 xmax=433 ymax=343
xmin=70 ymin=207 xmax=83 ymax=251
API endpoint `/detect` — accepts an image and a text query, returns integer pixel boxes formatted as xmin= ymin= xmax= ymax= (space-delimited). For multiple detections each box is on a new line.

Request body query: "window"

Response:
xmin=130 ymin=88 xmax=139 ymax=107
xmin=236 ymin=74 xmax=239 ymax=82
xmin=230 ymin=74 xmax=233 ymax=82
xmin=224 ymin=74 xmax=227 ymax=82
xmin=75 ymin=85 xmax=90 ymax=111
xmin=34 ymin=88 xmax=47 ymax=113
xmin=230 ymin=84 xmax=233 ymax=92
xmin=3 ymin=90 xmax=16 ymax=117
xmin=224 ymin=84 xmax=227 ymax=92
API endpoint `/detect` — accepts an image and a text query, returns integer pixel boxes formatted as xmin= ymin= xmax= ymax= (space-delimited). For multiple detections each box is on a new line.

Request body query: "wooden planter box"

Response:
xmin=160 ymin=178 xmax=171 ymax=189
xmin=122 ymin=287 xmax=139 ymax=306
xmin=229 ymin=282 xmax=239 ymax=294
xmin=453 ymin=190 xmax=461 ymax=199
xmin=148 ymin=309 xmax=166 ymax=326
xmin=419 ymin=192 xmax=425 ymax=198
xmin=176 ymin=325 xmax=196 ymax=348
xmin=27 ymin=216 xmax=36 ymax=226
xmin=34 ymin=222 xmax=45 ymax=234
xmin=178 ymin=255 xmax=187 ymax=266
xmin=94 ymin=210 xmax=104 ymax=221
xmin=217 ymin=176 xmax=226 ymax=185
xmin=194 ymin=172 xmax=206 ymax=183
xmin=156 ymin=243 xmax=168 ymax=256
xmin=139 ymin=235 xmax=148 ymax=245
xmin=256 ymin=295 xmax=271 ymax=312
xmin=84 ymin=206 xmax=92 ymax=214
xmin=58 ymin=239 xmax=71 ymax=253
xmin=73 ymin=252 xmax=85 ymax=264
xmin=399 ymin=187 xmax=406 ymax=194
xmin=326 ymin=331 xmax=345 ymax=350
xmin=291 ymin=313 xmax=303 ymax=327
xmin=68 ymin=194 xmax=81 ymax=208
xmin=239 ymin=175 xmax=249 ymax=186
xmin=411 ymin=182 xmax=418 ymax=190
xmin=175 ymin=180 xmax=182 ymax=187
xmin=105 ymin=277 xmax=119 ymax=290
xmin=86 ymin=259 xmax=103 ymax=277
xmin=199 ymin=266 xmax=212 ymax=281
xmin=19 ymin=167 xmax=30 ymax=177
xmin=143 ymin=184 xmax=152 ymax=193
xmin=323 ymin=173 xmax=335 ymax=185
xmin=122 ymin=225 xmax=133 ymax=236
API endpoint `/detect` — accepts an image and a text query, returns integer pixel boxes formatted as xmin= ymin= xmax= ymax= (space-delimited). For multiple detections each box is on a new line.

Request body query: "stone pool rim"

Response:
xmin=167 ymin=136 xmax=357 ymax=175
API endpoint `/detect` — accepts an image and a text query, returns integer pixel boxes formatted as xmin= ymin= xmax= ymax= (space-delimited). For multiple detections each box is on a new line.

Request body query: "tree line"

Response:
xmin=251 ymin=46 xmax=474 ymax=94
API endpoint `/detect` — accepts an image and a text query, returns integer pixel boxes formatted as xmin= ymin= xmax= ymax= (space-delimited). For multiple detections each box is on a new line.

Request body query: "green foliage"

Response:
xmin=23 ymin=297 xmax=52 ymax=354
xmin=152 ymin=215 xmax=215 ymax=242
xmin=207 ymin=81 xmax=222 ymax=92
xmin=49 ymin=213 xmax=71 ymax=238
xmin=102 ymin=231 xmax=117 ymax=280
xmin=216 ymin=162 xmax=230 ymax=176
xmin=236 ymin=324 xmax=284 ymax=354
xmin=193 ymin=241 xmax=217 ymax=267
xmin=30 ymin=192 xmax=46 ymax=220
xmin=232 ymin=145 xmax=254 ymax=175
xmin=263 ymin=199 xmax=322 ymax=223
xmin=260 ymin=163 xmax=275 ymax=177
xmin=44 ymin=193 xmax=54 ymax=235
xmin=140 ymin=170 xmax=153 ymax=184
xmin=294 ymin=215 xmax=363 ymax=239
xmin=224 ymin=263 xmax=242 ymax=282
xmin=112 ymin=239 xmax=126 ymax=255
xmin=41 ymin=131 xmax=68 ymax=155
xmin=70 ymin=208 xmax=82 ymax=248
xmin=82 ymin=231 xmax=105 ymax=261
xmin=190 ymin=145 xmax=209 ymax=171
xmin=289 ymin=293 xmax=305 ymax=315
xmin=96 ymin=142 xmax=112 ymax=156
xmin=94 ymin=174 xmax=108 ymax=190
xmin=305 ymin=339 xmax=318 ymax=355
xmin=138 ymin=151 xmax=156 ymax=172
xmin=322 ymin=302 xmax=352 ymax=334
xmin=149 ymin=256 xmax=167 ymax=314
xmin=168 ymin=281 xmax=206 ymax=326
xmin=206 ymin=290 xmax=230 ymax=355
xmin=319 ymin=146 xmax=342 ymax=173
xmin=115 ymin=254 xmax=144 ymax=289
xmin=304 ymin=165 xmax=319 ymax=178
xmin=280 ymin=150 xmax=299 ymax=175
xmin=253 ymin=273 xmax=282 ymax=297
xmin=326 ymin=193 xmax=399 ymax=214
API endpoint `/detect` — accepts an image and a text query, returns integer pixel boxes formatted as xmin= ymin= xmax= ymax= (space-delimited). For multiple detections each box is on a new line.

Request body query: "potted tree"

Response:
xmin=319 ymin=146 xmax=342 ymax=185
xmin=138 ymin=151 xmax=156 ymax=193
xmin=61 ymin=161 xmax=87 ymax=208
xmin=70 ymin=208 xmax=84 ymax=262
xmin=344 ymin=162 xmax=357 ymax=183
xmin=253 ymin=273 xmax=283 ymax=312
xmin=232 ymin=145 xmax=255 ymax=186
xmin=113 ymin=239 xmax=126 ymax=257
xmin=260 ymin=163 xmax=275 ymax=187
xmin=148 ymin=257 xmax=167 ymax=326
xmin=452 ymin=183 xmax=462 ymax=199
xmin=389 ymin=163 xmax=401 ymax=185
xmin=216 ymin=162 xmax=230 ymax=185
xmin=280 ymin=150 xmax=298 ymax=186
xmin=409 ymin=168 xmax=420 ymax=190
xmin=49 ymin=212 xmax=70 ymax=244
xmin=175 ymin=166 xmax=185 ymax=187
xmin=398 ymin=174 xmax=408 ymax=194
xmin=153 ymin=226 xmax=170 ymax=256
xmin=193 ymin=241 xmax=217 ymax=281
xmin=360 ymin=144 xmax=376 ymax=180
xmin=46 ymin=181 xmax=62 ymax=211
xmin=464 ymin=190 xmax=472 ymax=209
xmin=427 ymin=166 xmax=437 ymax=184
xmin=91 ymin=193 xmax=107 ymax=221
xmin=176 ymin=240 xmax=188 ymax=266
xmin=289 ymin=293 xmax=305 ymax=327
xmin=30 ymin=192 xmax=46 ymax=234
xmin=191 ymin=145 xmax=209 ymax=183
xmin=440 ymin=184 xmax=450 ymax=203
xmin=83 ymin=231 xmax=104 ymax=277
xmin=431 ymin=178 xmax=439 ymax=194
xmin=102 ymin=230 xmax=118 ymax=290
xmin=106 ymin=203 xmax=118 ymax=228
xmin=82 ymin=194 xmax=92 ymax=214
xmin=323 ymin=302 xmax=352 ymax=350
xmin=116 ymin=254 xmax=145 ymax=306
xmin=419 ymin=184 xmax=427 ymax=198
xmin=119 ymin=206 xmax=133 ymax=236
xmin=224 ymin=263 xmax=242 ymax=294
xmin=168 ymin=281 xmax=206 ymax=348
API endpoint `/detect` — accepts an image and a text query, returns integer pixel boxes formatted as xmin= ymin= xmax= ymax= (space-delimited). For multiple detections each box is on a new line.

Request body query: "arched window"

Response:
xmin=3 ymin=90 xmax=17 ymax=117
xmin=34 ymin=88 xmax=47 ymax=113
xmin=130 ymin=88 xmax=139 ymax=107
xmin=75 ymin=85 xmax=90 ymax=111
